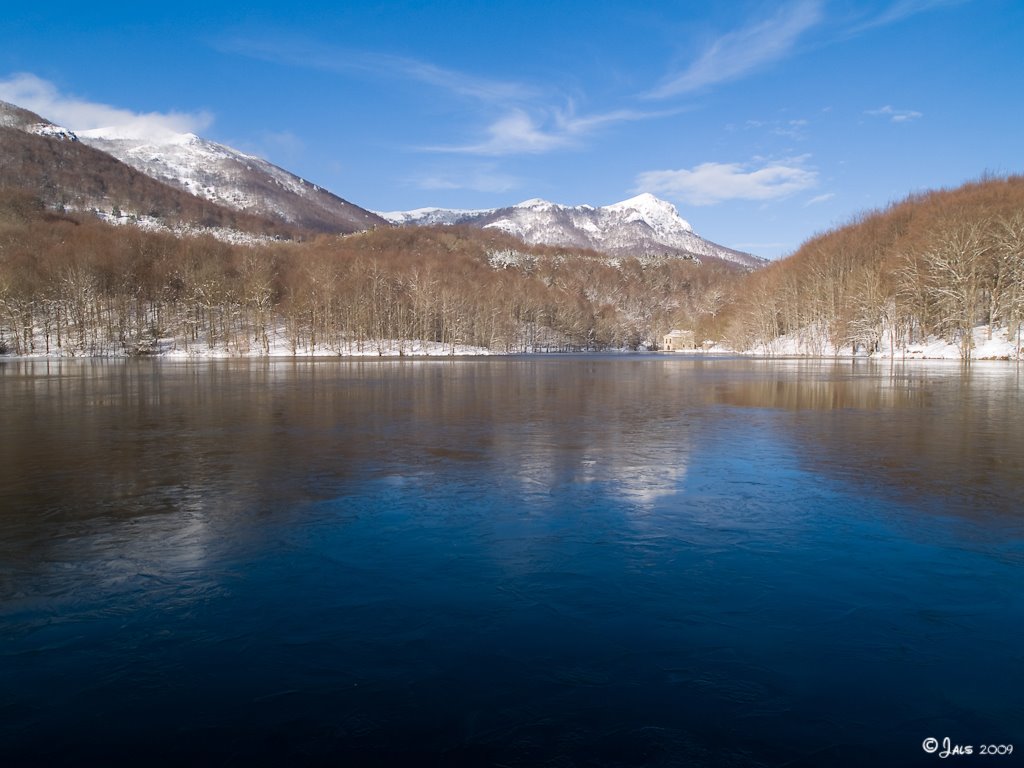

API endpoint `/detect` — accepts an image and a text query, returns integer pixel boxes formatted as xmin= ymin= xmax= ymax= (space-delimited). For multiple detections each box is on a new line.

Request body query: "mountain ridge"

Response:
xmin=76 ymin=127 xmax=387 ymax=234
xmin=378 ymin=193 xmax=763 ymax=269
xmin=0 ymin=99 xmax=301 ymax=239
xmin=3 ymin=96 xmax=761 ymax=269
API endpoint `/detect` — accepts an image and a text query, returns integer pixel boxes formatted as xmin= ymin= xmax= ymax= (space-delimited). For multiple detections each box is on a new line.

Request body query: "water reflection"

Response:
xmin=1 ymin=357 xmax=1022 ymax=766
xmin=708 ymin=360 xmax=1024 ymax=518
xmin=3 ymin=357 xmax=1022 ymax=593
xmin=711 ymin=360 xmax=923 ymax=410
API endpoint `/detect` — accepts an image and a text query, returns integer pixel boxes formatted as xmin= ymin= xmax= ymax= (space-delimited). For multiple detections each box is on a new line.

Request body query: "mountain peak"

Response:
xmin=382 ymin=194 xmax=761 ymax=267
xmin=602 ymin=193 xmax=692 ymax=234
xmin=606 ymin=192 xmax=662 ymax=209
xmin=513 ymin=198 xmax=563 ymax=211
xmin=75 ymin=124 xmax=384 ymax=233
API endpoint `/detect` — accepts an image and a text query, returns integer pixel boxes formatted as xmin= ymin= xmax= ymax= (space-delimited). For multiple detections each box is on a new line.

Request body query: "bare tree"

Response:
xmin=918 ymin=222 xmax=989 ymax=360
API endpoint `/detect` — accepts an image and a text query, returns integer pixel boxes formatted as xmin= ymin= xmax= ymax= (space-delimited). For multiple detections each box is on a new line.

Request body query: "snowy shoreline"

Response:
xmin=746 ymin=324 xmax=1022 ymax=361
xmin=3 ymin=322 xmax=1020 ymax=362
xmin=4 ymin=344 xmax=1021 ymax=363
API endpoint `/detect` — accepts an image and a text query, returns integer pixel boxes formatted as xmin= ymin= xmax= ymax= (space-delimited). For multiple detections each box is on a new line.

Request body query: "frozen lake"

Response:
xmin=1 ymin=357 xmax=1022 ymax=766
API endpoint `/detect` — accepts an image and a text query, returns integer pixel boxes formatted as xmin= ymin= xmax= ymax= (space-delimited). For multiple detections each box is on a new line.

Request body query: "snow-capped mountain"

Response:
xmin=4 ymin=96 xmax=758 ymax=266
xmin=77 ymin=128 xmax=386 ymax=234
xmin=1 ymin=99 xmax=311 ymax=240
xmin=380 ymin=207 xmax=495 ymax=227
xmin=379 ymin=193 xmax=763 ymax=268
xmin=0 ymin=99 xmax=78 ymax=140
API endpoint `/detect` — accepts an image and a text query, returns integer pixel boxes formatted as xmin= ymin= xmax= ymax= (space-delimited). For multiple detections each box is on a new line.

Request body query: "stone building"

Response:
xmin=662 ymin=329 xmax=695 ymax=351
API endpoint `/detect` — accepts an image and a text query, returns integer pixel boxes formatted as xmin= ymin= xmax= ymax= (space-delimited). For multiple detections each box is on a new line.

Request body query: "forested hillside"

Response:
xmin=0 ymin=125 xmax=299 ymax=240
xmin=719 ymin=175 xmax=1024 ymax=359
xmin=0 ymin=189 xmax=739 ymax=357
xmin=78 ymin=129 xmax=388 ymax=235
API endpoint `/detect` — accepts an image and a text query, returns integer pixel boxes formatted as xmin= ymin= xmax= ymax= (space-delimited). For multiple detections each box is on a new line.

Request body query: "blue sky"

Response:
xmin=1 ymin=0 xmax=1021 ymax=258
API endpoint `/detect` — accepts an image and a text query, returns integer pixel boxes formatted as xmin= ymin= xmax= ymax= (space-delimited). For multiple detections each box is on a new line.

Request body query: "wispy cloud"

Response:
xmin=425 ymin=103 xmax=679 ymax=156
xmin=776 ymin=118 xmax=810 ymax=139
xmin=866 ymin=105 xmax=923 ymax=122
xmin=225 ymin=36 xmax=652 ymax=156
xmin=219 ymin=37 xmax=538 ymax=104
xmin=646 ymin=1 xmax=824 ymax=99
xmin=642 ymin=0 xmax=961 ymax=102
xmin=222 ymin=36 xmax=683 ymax=157
xmin=635 ymin=157 xmax=818 ymax=205
xmin=428 ymin=109 xmax=573 ymax=156
xmin=804 ymin=192 xmax=835 ymax=206
xmin=733 ymin=117 xmax=811 ymax=140
xmin=0 ymin=72 xmax=212 ymax=140
xmin=848 ymin=0 xmax=968 ymax=34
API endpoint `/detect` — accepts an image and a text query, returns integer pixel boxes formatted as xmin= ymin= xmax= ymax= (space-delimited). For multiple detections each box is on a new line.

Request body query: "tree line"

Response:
xmin=9 ymin=174 xmax=1015 ymax=361
xmin=717 ymin=175 xmax=1024 ymax=359
xmin=0 ymin=189 xmax=737 ymax=356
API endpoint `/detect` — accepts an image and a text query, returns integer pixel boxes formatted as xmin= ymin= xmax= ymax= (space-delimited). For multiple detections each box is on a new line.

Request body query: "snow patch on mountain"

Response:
xmin=78 ymin=129 xmax=306 ymax=210
xmin=72 ymin=204 xmax=280 ymax=246
xmin=513 ymin=198 xmax=567 ymax=212
xmin=1 ymin=99 xmax=78 ymax=140
xmin=75 ymin=128 xmax=385 ymax=234
xmin=378 ymin=207 xmax=494 ymax=226
xmin=380 ymin=194 xmax=762 ymax=268
xmin=27 ymin=122 xmax=79 ymax=141
xmin=604 ymin=193 xmax=693 ymax=234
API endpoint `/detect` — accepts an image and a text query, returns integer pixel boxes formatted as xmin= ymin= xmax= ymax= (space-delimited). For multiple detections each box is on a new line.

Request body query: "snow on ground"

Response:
xmin=28 ymin=122 xmax=78 ymax=141
xmin=160 ymin=335 xmax=494 ymax=359
xmin=376 ymin=207 xmax=493 ymax=226
xmin=7 ymin=316 xmax=1021 ymax=361
xmin=82 ymin=206 xmax=278 ymax=246
xmin=4 ymin=326 xmax=494 ymax=359
xmin=76 ymin=129 xmax=351 ymax=226
xmin=731 ymin=323 xmax=1023 ymax=360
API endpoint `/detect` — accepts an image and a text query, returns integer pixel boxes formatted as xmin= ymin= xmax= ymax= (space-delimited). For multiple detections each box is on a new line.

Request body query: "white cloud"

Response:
xmin=0 ymin=72 xmax=212 ymax=140
xmin=636 ymin=158 xmax=818 ymax=205
xmin=427 ymin=109 xmax=573 ymax=156
xmin=804 ymin=192 xmax=835 ymax=206
xmin=424 ymin=104 xmax=677 ymax=157
xmin=382 ymin=55 xmax=539 ymax=103
xmin=849 ymin=0 xmax=968 ymax=34
xmin=742 ymin=117 xmax=811 ymax=140
xmin=220 ymin=37 xmax=538 ymax=105
xmin=646 ymin=0 xmax=823 ymax=98
xmin=487 ymin=109 xmax=578 ymax=154
xmin=866 ymin=105 xmax=923 ymax=122
xmin=224 ymin=36 xmax=681 ymax=157
xmin=556 ymin=103 xmax=681 ymax=133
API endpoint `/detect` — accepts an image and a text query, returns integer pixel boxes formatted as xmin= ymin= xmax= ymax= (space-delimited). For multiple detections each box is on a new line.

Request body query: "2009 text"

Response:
xmin=923 ymin=738 xmax=1014 ymax=758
